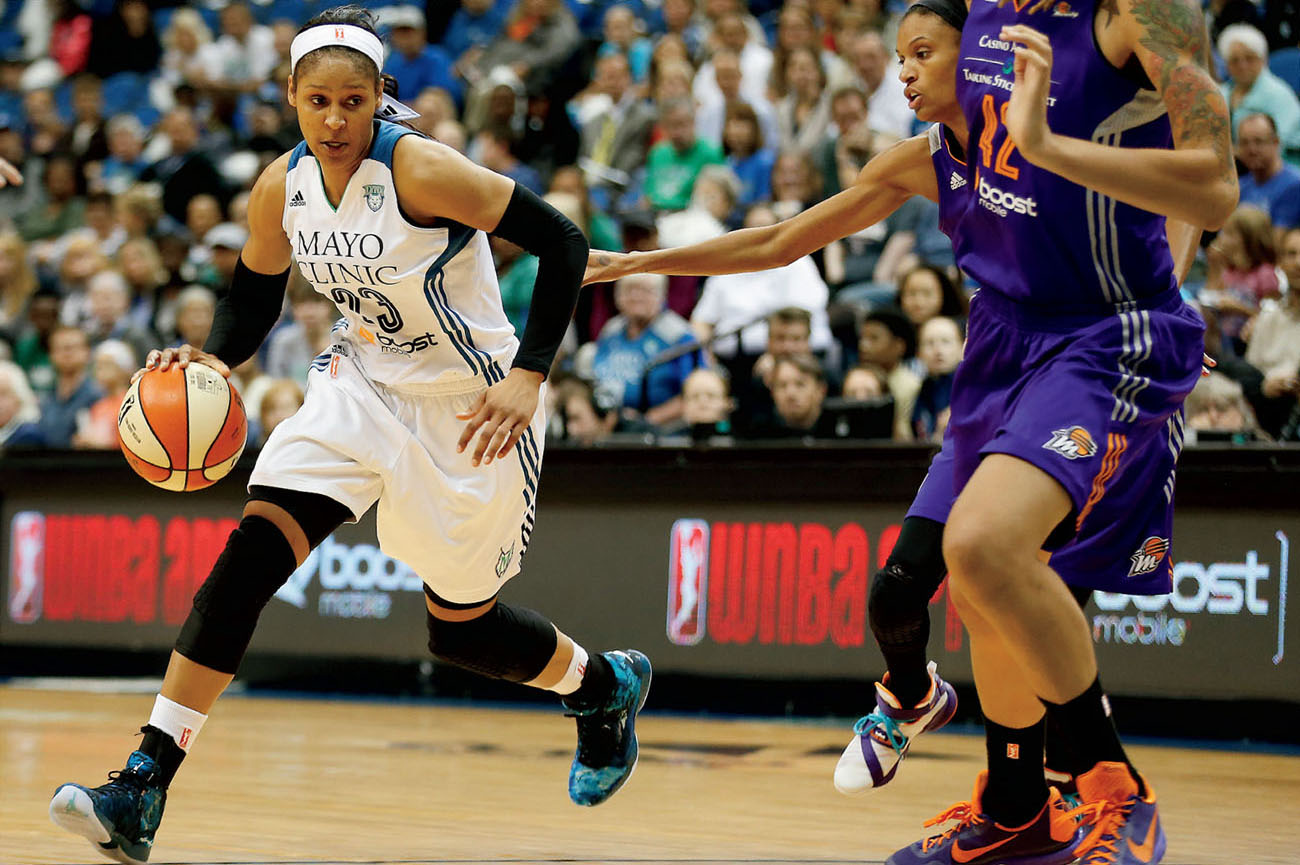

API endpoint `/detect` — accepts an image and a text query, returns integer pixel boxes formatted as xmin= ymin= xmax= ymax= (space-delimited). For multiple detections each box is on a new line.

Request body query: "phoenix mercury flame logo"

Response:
xmin=1043 ymin=426 xmax=1097 ymax=460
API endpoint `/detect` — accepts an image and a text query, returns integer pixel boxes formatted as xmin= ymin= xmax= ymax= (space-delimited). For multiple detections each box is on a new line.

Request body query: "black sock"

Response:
xmin=1043 ymin=712 xmax=1073 ymax=780
xmin=882 ymin=646 xmax=932 ymax=708
xmin=138 ymin=725 xmax=186 ymax=788
xmin=982 ymin=718 xmax=1049 ymax=826
xmin=562 ymin=652 xmax=614 ymax=710
xmin=1042 ymin=677 xmax=1144 ymax=795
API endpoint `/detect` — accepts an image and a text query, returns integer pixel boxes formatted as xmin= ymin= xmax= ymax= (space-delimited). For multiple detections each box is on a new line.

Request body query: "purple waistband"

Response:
xmin=969 ymin=285 xmax=1186 ymax=334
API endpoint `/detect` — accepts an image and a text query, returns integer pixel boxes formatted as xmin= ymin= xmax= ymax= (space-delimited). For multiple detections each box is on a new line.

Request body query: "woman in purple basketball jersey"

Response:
xmin=910 ymin=0 xmax=1237 ymax=862
xmin=587 ymin=3 xmax=1210 ymax=858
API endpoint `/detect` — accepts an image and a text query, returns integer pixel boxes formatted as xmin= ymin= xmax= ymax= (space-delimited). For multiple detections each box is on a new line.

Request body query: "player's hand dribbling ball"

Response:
xmin=118 ymin=362 xmax=248 ymax=491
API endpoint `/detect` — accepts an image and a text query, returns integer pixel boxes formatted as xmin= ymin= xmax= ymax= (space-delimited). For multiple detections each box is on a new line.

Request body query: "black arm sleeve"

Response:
xmin=490 ymin=183 xmax=589 ymax=376
xmin=203 ymin=258 xmax=291 ymax=369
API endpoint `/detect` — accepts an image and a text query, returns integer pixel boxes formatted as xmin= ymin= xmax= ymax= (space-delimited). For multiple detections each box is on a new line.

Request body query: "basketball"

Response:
xmin=116 ymin=362 xmax=248 ymax=492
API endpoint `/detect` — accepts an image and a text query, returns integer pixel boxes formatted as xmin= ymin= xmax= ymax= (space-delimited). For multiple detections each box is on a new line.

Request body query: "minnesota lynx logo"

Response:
xmin=1128 ymin=536 xmax=1170 ymax=577
xmin=1043 ymin=425 xmax=1097 ymax=460
xmin=495 ymin=542 xmax=515 ymax=578
xmin=363 ymin=184 xmax=385 ymax=212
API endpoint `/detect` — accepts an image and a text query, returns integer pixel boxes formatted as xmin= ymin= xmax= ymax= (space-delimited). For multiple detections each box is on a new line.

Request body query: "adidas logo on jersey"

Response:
xmin=949 ymin=171 xmax=966 ymax=190
xmin=289 ymin=191 xmax=306 ymax=207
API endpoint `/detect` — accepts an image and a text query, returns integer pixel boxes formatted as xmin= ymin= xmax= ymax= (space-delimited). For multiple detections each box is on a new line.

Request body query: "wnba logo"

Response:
xmin=667 ymin=519 xmax=709 ymax=645
xmin=7 ymin=511 xmax=44 ymax=624
xmin=1128 ymin=536 xmax=1170 ymax=577
xmin=1043 ymin=425 xmax=1097 ymax=460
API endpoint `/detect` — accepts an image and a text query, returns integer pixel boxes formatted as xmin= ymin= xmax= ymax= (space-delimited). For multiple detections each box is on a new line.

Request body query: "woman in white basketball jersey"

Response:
xmin=50 ymin=8 xmax=650 ymax=863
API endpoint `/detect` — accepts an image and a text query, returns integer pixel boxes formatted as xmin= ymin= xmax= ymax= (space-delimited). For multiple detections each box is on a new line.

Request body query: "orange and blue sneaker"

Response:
xmin=885 ymin=772 xmax=1085 ymax=865
xmin=834 ymin=660 xmax=957 ymax=795
xmin=1070 ymin=762 xmax=1165 ymax=865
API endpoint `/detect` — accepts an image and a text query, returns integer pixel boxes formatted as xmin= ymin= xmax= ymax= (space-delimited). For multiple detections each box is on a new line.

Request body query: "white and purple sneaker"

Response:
xmin=833 ymin=661 xmax=957 ymax=795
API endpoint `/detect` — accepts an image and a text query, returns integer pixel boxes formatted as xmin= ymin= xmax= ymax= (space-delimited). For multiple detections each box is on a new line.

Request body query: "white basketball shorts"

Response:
xmin=249 ymin=348 xmax=544 ymax=604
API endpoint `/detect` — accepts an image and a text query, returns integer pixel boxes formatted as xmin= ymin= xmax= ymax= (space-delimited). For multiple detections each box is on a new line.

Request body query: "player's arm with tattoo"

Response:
xmin=999 ymin=0 xmax=1237 ymax=229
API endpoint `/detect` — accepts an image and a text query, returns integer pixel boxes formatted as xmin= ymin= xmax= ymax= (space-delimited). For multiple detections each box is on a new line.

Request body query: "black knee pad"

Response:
xmin=869 ymin=517 xmax=948 ymax=650
xmin=426 ymin=602 xmax=558 ymax=683
xmin=869 ymin=563 xmax=936 ymax=650
xmin=247 ymin=484 xmax=353 ymax=548
xmin=886 ymin=516 xmax=947 ymax=582
xmin=174 ymin=515 xmax=298 ymax=674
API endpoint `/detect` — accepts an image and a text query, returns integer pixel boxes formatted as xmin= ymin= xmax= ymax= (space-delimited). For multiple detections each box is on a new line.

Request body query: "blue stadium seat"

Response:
xmin=259 ymin=0 xmax=315 ymax=26
xmin=152 ymin=7 xmax=177 ymax=35
xmin=0 ymin=93 xmax=22 ymax=126
xmin=54 ymin=81 xmax=74 ymax=124
xmin=134 ymin=104 xmax=161 ymax=129
xmin=1270 ymin=46 xmax=1300 ymax=95
xmin=102 ymin=73 xmax=149 ymax=118
xmin=197 ymin=6 xmax=222 ymax=34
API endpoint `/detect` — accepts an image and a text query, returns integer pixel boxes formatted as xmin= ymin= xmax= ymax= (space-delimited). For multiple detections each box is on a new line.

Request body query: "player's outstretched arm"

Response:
xmin=999 ymin=6 xmax=1237 ymax=230
xmin=583 ymin=135 xmax=939 ymax=284
xmin=0 ymin=157 xmax=21 ymax=188
xmin=145 ymin=156 xmax=294 ymax=379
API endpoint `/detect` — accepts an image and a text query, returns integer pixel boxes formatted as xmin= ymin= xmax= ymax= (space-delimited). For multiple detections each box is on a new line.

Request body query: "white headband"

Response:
xmin=290 ymin=24 xmax=385 ymax=76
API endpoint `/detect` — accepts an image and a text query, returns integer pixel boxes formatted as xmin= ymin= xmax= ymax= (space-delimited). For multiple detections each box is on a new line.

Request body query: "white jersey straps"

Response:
xmin=283 ymin=120 xmax=516 ymax=393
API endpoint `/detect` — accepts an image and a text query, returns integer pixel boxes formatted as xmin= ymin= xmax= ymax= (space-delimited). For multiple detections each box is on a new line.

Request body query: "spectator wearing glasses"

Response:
xmin=1236 ymin=112 xmax=1300 ymax=231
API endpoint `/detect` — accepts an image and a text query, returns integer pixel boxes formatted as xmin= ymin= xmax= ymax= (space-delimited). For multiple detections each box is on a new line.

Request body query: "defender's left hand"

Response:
xmin=1000 ymin=25 xmax=1055 ymax=163
xmin=456 ymin=367 xmax=544 ymax=467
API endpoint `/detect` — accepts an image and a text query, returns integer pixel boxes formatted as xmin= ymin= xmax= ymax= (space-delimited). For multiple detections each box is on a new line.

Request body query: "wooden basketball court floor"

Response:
xmin=2 ymin=684 xmax=1297 ymax=865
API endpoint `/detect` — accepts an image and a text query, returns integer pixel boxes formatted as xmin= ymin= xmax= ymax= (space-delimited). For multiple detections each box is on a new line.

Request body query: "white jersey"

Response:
xmin=282 ymin=121 xmax=517 ymax=392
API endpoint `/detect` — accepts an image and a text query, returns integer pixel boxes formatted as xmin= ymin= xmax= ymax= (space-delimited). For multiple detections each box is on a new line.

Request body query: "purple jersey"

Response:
xmin=928 ymin=123 xmax=970 ymax=241
xmin=954 ymin=0 xmax=1177 ymax=313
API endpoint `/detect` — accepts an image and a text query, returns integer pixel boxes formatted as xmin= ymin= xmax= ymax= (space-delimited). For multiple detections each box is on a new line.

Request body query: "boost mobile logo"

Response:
xmin=275 ymin=534 xmax=423 ymax=619
xmin=977 ymin=172 xmax=1038 ymax=217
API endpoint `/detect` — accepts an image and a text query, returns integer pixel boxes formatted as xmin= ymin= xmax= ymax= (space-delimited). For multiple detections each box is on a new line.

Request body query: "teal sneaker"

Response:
xmin=565 ymin=649 xmax=652 ymax=806
xmin=49 ymin=751 xmax=166 ymax=865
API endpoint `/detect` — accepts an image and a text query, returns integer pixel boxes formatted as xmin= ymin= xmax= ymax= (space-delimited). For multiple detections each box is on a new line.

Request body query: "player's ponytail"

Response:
xmin=375 ymin=71 xmax=426 ymax=133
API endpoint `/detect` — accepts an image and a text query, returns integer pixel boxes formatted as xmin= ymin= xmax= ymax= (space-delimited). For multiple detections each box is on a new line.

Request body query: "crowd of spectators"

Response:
xmin=0 ymin=0 xmax=1298 ymax=451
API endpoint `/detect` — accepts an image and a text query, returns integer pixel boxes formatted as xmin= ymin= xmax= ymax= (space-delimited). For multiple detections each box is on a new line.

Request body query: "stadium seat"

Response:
xmin=152 ymin=7 xmax=177 ymax=35
xmin=102 ymin=73 xmax=149 ymax=118
xmin=1270 ymin=46 xmax=1300 ymax=95
xmin=259 ymin=0 xmax=316 ymax=26
xmin=54 ymin=81 xmax=74 ymax=125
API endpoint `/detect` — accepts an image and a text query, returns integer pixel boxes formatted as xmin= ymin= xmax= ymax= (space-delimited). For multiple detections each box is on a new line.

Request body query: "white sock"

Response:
xmin=546 ymin=643 xmax=589 ymax=695
xmin=148 ymin=694 xmax=207 ymax=752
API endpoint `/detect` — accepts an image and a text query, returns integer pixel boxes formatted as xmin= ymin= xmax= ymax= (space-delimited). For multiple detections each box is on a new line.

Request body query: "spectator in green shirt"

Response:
xmin=644 ymin=98 xmax=724 ymax=211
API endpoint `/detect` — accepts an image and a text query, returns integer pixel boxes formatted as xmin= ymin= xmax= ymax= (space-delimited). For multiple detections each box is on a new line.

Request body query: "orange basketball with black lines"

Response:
xmin=117 ymin=363 xmax=247 ymax=492
xmin=1068 ymin=427 xmax=1095 ymax=454
xmin=1142 ymin=537 xmax=1169 ymax=557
